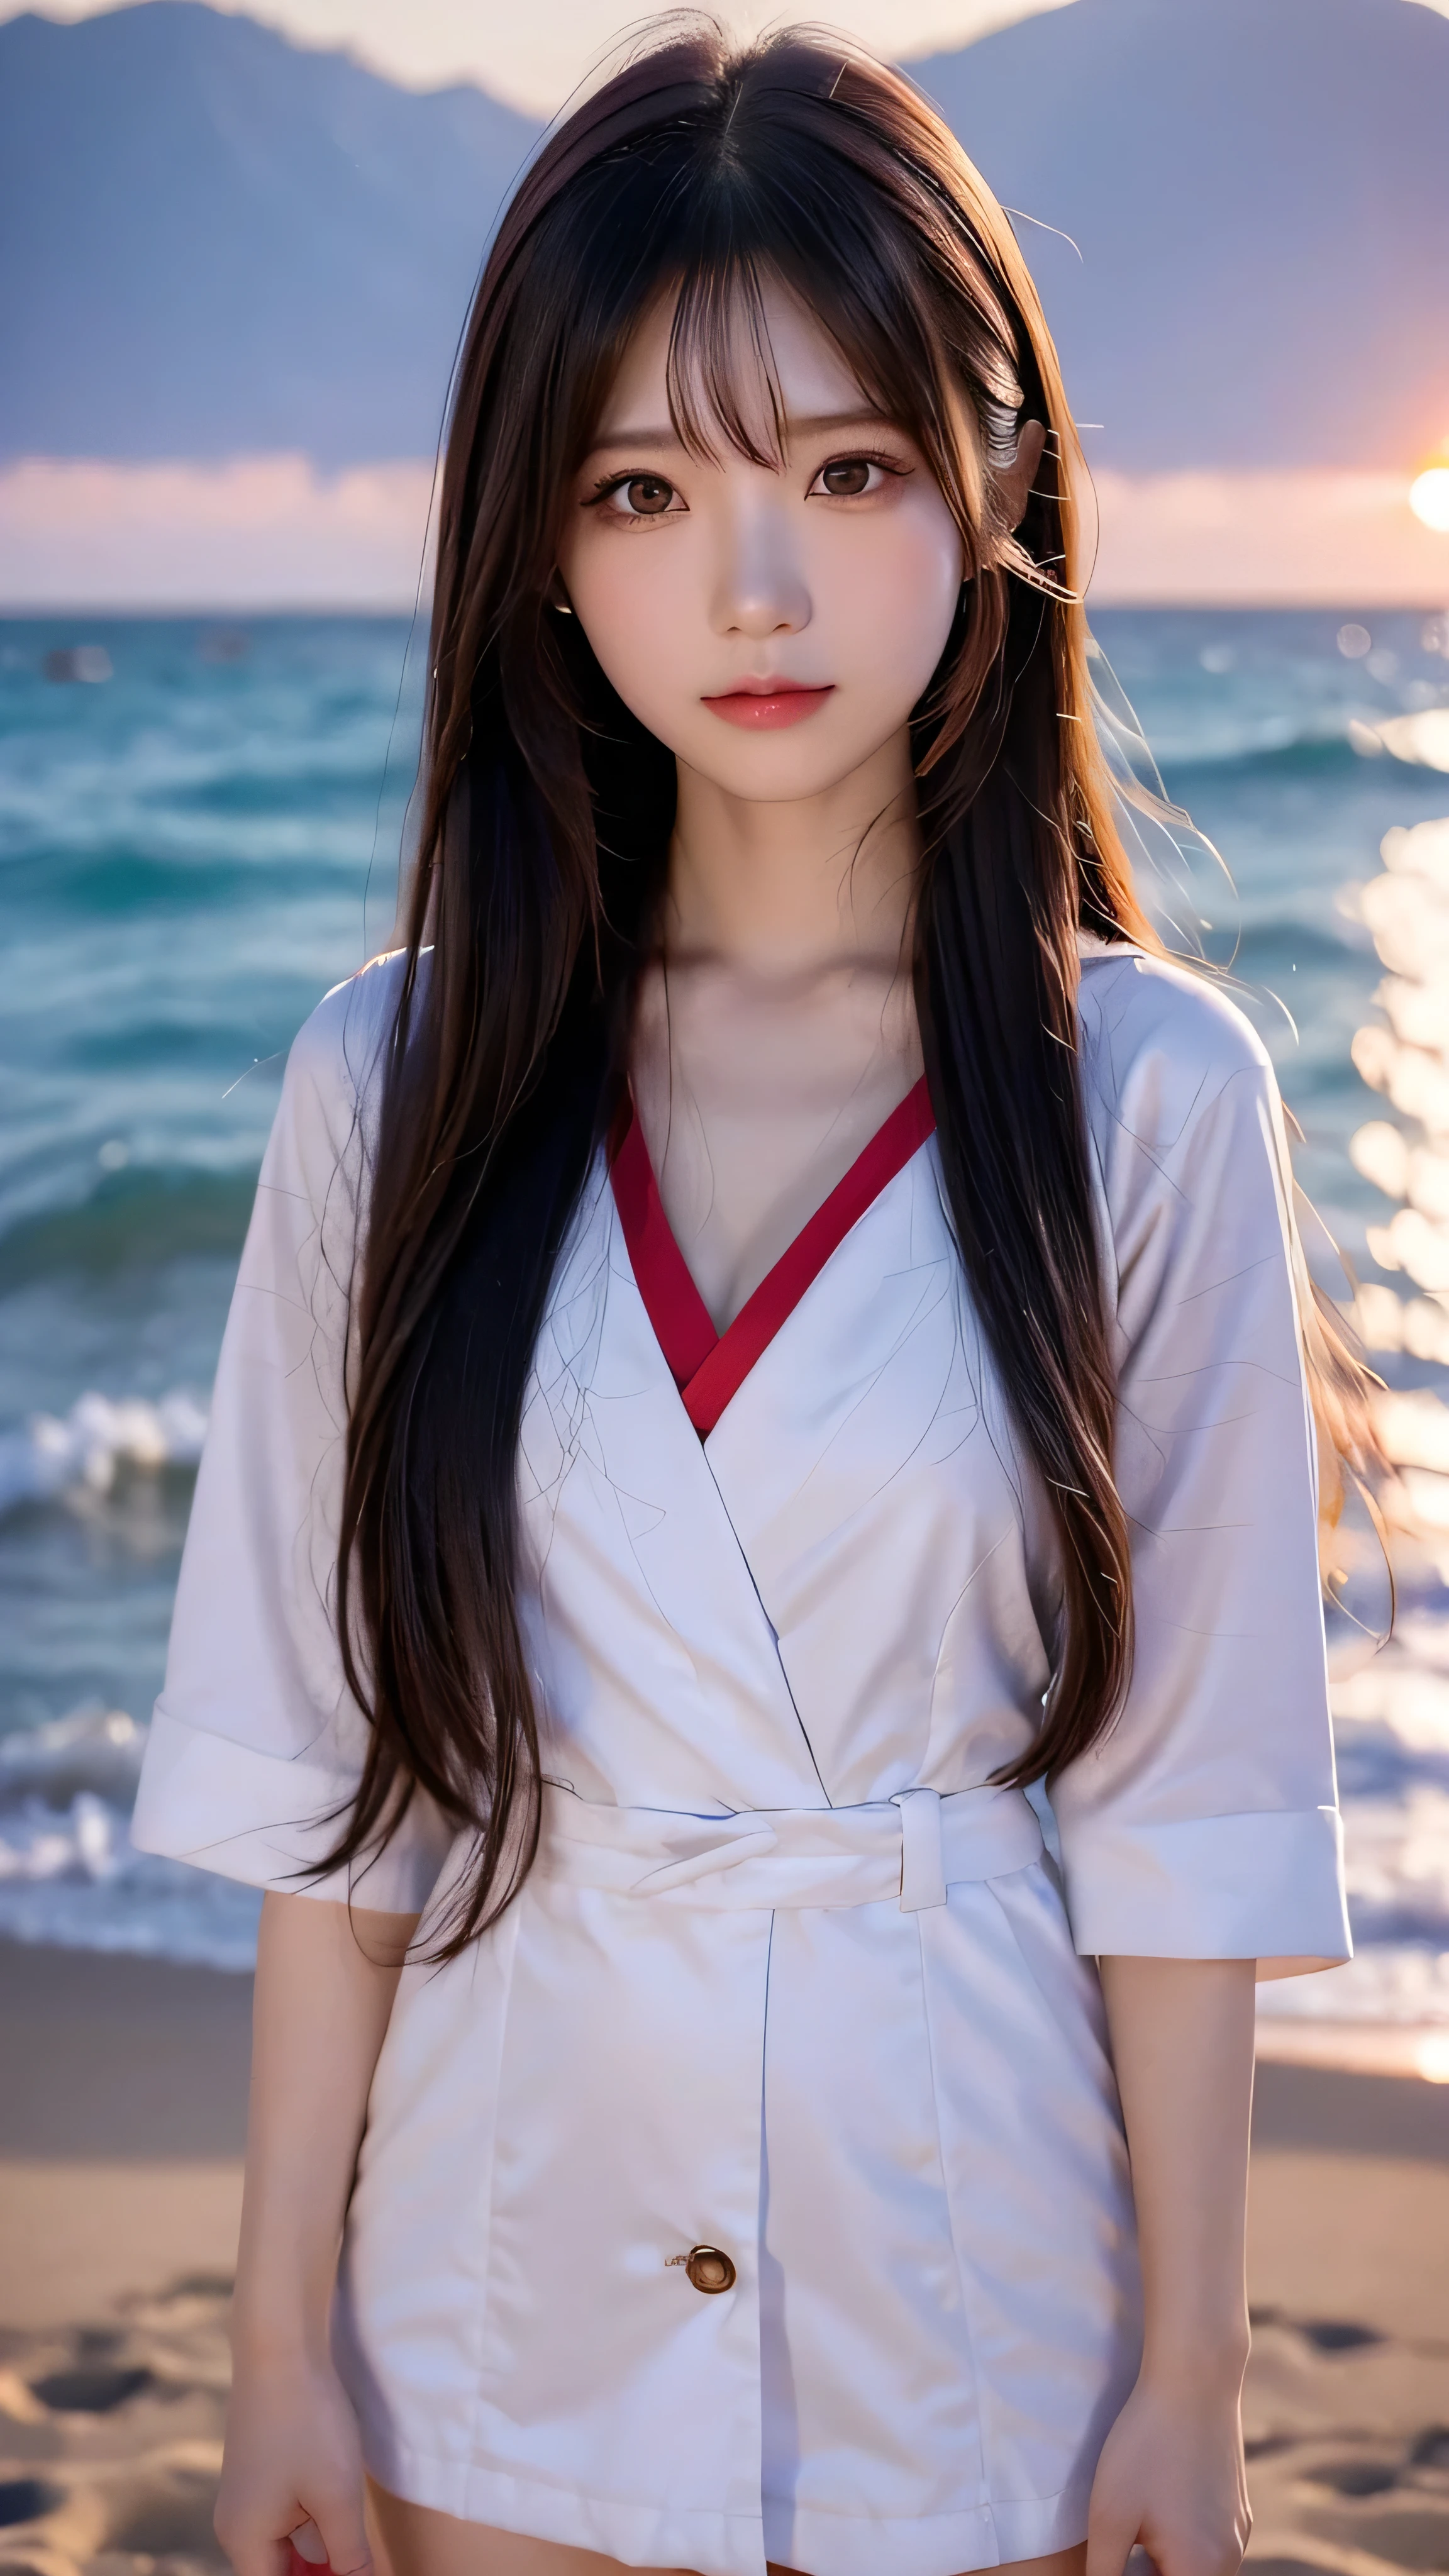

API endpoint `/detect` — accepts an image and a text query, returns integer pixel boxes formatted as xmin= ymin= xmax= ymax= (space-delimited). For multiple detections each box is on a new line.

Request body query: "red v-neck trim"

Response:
xmin=610 ymin=1079 xmax=936 ymax=1439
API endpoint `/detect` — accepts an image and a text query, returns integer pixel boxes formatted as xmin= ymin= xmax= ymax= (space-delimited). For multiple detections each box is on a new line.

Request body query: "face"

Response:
xmin=555 ymin=280 xmax=968 ymax=806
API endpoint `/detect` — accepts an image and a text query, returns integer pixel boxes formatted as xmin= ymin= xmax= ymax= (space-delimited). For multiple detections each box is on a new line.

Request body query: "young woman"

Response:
xmin=133 ymin=26 xmax=1367 ymax=2576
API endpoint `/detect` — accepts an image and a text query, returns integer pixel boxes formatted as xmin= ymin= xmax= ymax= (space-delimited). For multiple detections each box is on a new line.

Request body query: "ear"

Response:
xmin=997 ymin=419 xmax=1048 ymax=531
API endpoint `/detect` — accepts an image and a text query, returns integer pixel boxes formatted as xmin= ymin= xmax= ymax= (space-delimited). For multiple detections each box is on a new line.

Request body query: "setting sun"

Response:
xmin=1410 ymin=463 xmax=1449 ymax=531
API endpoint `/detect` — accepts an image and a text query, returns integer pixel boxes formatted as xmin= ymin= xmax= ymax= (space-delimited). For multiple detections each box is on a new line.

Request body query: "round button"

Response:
xmin=685 ymin=2244 xmax=736 ymax=2295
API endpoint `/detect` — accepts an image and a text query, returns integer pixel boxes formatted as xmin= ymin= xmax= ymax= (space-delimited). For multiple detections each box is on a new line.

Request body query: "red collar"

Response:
xmin=610 ymin=1079 xmax=936 ymax=1438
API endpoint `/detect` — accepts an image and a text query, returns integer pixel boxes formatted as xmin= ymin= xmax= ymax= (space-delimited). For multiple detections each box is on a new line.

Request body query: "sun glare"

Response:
xmin=1420 ymin=2031 xmax=1449 ymax=2084
xmin=1409 ymin=465 xmax=1449 ymax=533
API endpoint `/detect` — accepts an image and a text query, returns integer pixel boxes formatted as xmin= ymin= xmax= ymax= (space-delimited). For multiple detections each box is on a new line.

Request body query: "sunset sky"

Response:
xmin=7 ymin=0 xmax=1449 ymax=110
xmin=1 ymin=0 xmax=1078 ymax=113
xmin=4 ymin=0 xmax=1448 ymax=608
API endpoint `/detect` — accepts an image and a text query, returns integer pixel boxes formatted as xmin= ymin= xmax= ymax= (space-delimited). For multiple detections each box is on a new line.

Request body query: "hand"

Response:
xmin=1085 ymin=2368 xmax=1252 ymax=2576
xmin=214 ymin=2345 xmax=373 ymax=2576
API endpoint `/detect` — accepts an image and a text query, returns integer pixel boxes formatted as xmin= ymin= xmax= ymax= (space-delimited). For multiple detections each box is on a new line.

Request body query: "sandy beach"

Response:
xmin=3 ymin=1938 xmax=1448 ymax=2576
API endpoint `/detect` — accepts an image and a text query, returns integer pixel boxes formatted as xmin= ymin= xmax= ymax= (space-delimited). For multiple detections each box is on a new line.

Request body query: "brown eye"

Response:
xmin=623 ymin=474 xmax=675 ymax=514
xmin=819 ymin=457 xmax=873 ymax=496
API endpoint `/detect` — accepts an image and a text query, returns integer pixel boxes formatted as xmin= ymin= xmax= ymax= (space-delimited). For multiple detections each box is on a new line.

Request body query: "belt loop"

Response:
xmin=891 ymin=1788 xmax=947 ymax=1913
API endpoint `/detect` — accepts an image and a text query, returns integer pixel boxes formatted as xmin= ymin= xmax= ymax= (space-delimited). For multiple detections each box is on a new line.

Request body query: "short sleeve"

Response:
xmin=1050 ymin=952 xmax=1352 ymax=1977
xmin=130 ymin=955 xmax=453 ymax=1913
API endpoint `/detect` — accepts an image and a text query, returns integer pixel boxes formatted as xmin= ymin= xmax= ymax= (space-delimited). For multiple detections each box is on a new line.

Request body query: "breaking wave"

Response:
xmin=0 ymin=1704 xmax=259 ymax=1969
xmin=0 ymin=1386 xmax=208 ymax=1518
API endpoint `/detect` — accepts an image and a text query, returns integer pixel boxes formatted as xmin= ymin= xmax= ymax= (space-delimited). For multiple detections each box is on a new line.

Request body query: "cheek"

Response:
xmin=560 ymin=536 xmax=694 ymax=728
xmin=831 ymin=505 xmax=963 ymax=694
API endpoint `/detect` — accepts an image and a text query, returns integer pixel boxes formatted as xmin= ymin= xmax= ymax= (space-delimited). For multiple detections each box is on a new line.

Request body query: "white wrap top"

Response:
xmin=133 ymin=937 xmax=1349 ymax=2576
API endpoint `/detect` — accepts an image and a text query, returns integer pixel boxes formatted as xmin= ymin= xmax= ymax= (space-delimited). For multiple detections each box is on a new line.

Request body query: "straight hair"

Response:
xmin=326 ymin=20 xmax=1379 ymax=1950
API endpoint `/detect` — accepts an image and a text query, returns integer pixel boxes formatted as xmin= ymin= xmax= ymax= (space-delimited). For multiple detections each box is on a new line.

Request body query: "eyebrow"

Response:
xmin=584 ymin=408 xmax=892 ymax=456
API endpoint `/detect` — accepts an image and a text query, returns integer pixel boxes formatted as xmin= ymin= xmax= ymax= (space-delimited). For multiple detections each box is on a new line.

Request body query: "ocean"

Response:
xmin=3 ymin=606 xmax=1448 ymax=2031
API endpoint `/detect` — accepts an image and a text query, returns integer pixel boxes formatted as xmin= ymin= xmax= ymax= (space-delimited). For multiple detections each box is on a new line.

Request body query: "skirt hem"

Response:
xmin=365 ymin=2436 xmax=1091 ymax=2576
xmin=365 ymin=2441 xmax=768 ymax=2575
xmin=762 ymin=2479 xmax=1092 ymax=2575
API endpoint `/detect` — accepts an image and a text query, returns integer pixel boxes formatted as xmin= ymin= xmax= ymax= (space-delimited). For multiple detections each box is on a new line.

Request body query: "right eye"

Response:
xmin=602 ymin=474 xmax=680 ymax=519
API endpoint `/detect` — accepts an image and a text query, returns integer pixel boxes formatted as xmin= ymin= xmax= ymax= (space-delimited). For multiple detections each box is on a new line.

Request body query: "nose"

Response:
xmin=709 ymin=488 xmax=811 ymax=641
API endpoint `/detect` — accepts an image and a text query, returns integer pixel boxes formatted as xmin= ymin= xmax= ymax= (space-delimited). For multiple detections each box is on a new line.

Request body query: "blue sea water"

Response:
xmin=3 ymin=608 xmax=1448 ymax=2012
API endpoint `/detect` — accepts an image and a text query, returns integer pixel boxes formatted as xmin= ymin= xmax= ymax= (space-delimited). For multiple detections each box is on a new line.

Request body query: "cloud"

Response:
xmin=0 ymin=454 xmax=436 ymax=611
xmin=1087 ymin=469 xmax=1449 ymax=608
xmin=3 ymin=455 xmax=1448 ymax=612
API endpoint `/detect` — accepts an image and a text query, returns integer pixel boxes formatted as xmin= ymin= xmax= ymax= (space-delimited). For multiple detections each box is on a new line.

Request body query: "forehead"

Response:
xmin=591 ymin=275 xmax=878 ymax=446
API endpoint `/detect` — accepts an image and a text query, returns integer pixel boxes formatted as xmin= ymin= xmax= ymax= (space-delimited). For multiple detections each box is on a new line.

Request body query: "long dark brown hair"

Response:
xmin=326 ymin=19 xmax=1379 ymax=1948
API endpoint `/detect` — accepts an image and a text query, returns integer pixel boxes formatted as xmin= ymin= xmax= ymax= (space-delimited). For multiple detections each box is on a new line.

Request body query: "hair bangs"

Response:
xmin=543 ymin=55 xmax=996 ymax=544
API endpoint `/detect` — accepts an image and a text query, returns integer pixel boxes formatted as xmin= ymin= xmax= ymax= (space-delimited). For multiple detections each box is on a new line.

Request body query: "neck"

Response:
xmin=663 ymin=728 xmax=920 ymax=977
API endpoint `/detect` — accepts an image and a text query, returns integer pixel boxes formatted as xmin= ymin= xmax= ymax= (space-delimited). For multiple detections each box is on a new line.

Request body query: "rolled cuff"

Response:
xmin=1058 ymin=1804 xmax=1352 ymax=1975
xmin=130 ymin=1703 xmax=453 ymax=1913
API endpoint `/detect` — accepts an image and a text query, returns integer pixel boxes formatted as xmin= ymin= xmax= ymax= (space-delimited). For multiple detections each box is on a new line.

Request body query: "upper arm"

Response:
xmin=131 ymin=960 xmax=453 ymax=1913
xmin=1049 ymin=957 xmax=1350 ymax=1975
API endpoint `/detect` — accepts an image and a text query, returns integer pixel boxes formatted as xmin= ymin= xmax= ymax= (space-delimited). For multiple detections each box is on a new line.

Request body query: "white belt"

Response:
xmin=536 ymin=1780 xmax=1043 ymax=1913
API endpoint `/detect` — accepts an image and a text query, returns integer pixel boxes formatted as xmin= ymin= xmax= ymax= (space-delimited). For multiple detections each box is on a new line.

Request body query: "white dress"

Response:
xmin=132 ymin=937 xmax=1350 ymax=2576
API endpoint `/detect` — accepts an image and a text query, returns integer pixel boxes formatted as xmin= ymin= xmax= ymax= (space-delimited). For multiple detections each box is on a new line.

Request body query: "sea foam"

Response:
xmin=0 ymin=1704 xmax=260 ymax=1967
xmin=0 ymin=1388 xmax=208 ymax=1516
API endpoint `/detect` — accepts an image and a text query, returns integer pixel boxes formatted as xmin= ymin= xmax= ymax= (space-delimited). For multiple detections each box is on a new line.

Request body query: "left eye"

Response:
xmin=813 ymin=457 xmax=885 ymax=497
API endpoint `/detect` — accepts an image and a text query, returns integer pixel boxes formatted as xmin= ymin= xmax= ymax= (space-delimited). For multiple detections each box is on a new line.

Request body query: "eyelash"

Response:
xmin=811 ymin=449 xmax=909 ymax=497
xmin=586 ymin=448 xmax=910 ymax=519
xmin=586 ymin=472 xmax=680 ymax=521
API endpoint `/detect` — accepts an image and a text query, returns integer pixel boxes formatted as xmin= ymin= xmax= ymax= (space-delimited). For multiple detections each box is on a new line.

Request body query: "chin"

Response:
xmin=679 ymin=713 xmax=904 ymax=798
xmin=693 ymin=752 xmax=865 ymax=801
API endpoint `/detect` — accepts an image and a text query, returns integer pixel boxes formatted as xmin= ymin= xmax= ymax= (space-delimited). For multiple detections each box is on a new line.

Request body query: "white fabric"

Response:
xmin=535 ymin=1778 xmax=1045 ymax=1910
xmin=132 ymin=938 xmax=1350 ymax=2576
xmin=130 ymin=950 xmax=455 ymax=1913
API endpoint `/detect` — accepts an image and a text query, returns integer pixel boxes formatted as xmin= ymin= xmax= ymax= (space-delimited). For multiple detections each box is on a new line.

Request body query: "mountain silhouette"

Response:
xmin=911 ymin=0 xmax=1449 ymax=472
xmin=1 ymin=0 xmax=1445 ymax=470
xmin=0 ymin=3 xmax=536 ymax=461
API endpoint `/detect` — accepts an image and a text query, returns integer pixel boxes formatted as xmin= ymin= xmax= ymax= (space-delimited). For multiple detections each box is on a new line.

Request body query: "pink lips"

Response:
xmin=701 ymin=678 xmax=835 ymax=730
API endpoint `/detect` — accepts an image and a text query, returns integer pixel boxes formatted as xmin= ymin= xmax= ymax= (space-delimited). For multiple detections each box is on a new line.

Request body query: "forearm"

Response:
xmin=1098 ymin=1955 xmax=1256 ymax=2388
xmin=232 ymin=1890 xmax=418 ymax=2365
